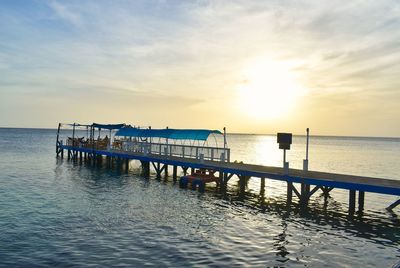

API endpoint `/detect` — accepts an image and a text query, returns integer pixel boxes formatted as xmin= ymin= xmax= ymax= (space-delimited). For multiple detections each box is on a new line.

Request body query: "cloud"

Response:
xmin=0 ymin=0 xmax=399 ymax=135
xmin=47 ymin=1 xmax=82 ymax=26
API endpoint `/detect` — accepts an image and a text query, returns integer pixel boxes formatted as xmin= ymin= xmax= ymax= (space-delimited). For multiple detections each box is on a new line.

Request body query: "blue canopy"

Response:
xmin=92 ymin=123 xmax=125 ymax=130
xmin=115 ymin=128 xmax=222 ymax=141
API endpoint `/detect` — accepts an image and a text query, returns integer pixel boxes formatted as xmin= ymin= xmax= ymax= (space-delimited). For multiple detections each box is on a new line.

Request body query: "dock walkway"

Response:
xmin=59 ymin=144 xmax=400 ymax=214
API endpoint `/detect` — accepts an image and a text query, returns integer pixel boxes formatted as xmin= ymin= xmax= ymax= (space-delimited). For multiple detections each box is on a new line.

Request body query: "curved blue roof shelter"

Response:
xmin=115 ymin=127 xmax=222 ymax=141
xmin=92 ymin=123 xmax=125 ymax=130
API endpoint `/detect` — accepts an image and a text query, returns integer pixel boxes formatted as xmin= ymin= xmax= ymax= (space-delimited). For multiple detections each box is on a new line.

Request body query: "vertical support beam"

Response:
xmin=141 ymin=161 xmax=150 ymax=177
xmin=218 ymin=171 xmax=224 ymax=192
xmin=56 ymin=122 xmax=61 ymax=156
xmin=260 ymin=177 xmax=265 ymax=197
xmin=220 ymin=172 xmax=228 ymax=193
xmin=239 ymin=175 xmax=246 ymax=198
xmin=72 ymin=123 xmax=75 ymax=147
xmin=182 ymin=166 xmax=188 ymax=176
xmin=156 ymin=162 xmax=161 ymax=179
xmin=164 ymin=164 xmax=168 ymax=178
xmin=67 ymin=150 xmax=71 ymax=160
xmin=349 ymin=190 xmax=356 ymax=215
xmin=300 ymin=183 xmax=310 ymax=208
xmin=172 ymin=165 xmax=177 ymax=181
xmin=358 ymin=191 xmax=365 ymax=212
xmin=125 ymin=159 xmax=129 ymax=173
xmin=61 ymin=148 xmax=64 ymax=158
xmin=287 ymin=182 xmax=293 ymax=204
xmin=98 ymin=154 xmax=103 ymax=167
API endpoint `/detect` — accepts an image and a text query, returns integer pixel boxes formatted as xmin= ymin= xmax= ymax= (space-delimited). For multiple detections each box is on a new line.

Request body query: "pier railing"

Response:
xmin=116 ymin=140 xmax=230 ymax=162
xmin=65 ymin=138 xmax=230 ymax=162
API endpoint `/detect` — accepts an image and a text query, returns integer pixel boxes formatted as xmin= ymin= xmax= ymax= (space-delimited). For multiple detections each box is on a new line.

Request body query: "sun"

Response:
xmin=236 ymin=58 xmax=305 ymax=120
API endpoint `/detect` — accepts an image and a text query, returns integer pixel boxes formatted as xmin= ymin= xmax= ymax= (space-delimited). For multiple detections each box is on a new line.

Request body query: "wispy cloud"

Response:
xmin=0 ymin=0 xmax=399 ymax=135
xmin=47 ymin=0 xmax=82 ymax=26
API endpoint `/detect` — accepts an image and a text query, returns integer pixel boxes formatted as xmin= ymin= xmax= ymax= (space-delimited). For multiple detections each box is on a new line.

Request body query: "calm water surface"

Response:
xmin=0 ymin=128 xmax=399 ymax=267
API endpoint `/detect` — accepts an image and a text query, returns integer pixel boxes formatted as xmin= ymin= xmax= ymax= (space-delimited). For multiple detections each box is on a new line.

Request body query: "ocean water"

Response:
xmin=0 ymin=128 xmax=399 ymax=267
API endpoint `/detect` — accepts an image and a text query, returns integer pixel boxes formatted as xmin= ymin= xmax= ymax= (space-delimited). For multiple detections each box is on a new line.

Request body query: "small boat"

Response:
xmin=179 ymin=168 xmax=219 ymax=192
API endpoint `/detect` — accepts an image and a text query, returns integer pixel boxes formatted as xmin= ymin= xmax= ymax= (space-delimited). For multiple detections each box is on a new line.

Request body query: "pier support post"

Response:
xmin=220 ymin=173 xmax=230 ymax=194
xmin=164 ymin=165 xmax=168 ymax=179
xmin=151 ymin=162 xmax=164 ymax=179
xmin=156 ymin=162 xmax=161 ymax=179
xmin=358 ymin=191 xmax=365 ymax=212
xmin=67 ymin=150 xmax=71 ymax=160
xmin=260 ymin=177 xmax=265 ymax=195
xmin=125 ymin=159 xmax=129 ymax=173
xmin=322 ymin=187 xmax=333 ymax=199
xmin=300 ymin=183 xmax=310 ymax=208
xmin=98 ymin=155 xmax=103 ymax=167
xmin=173 ymin=166 xmax=177 ymax=182
xmin=182 ymin=166 xmax=188 ymax=176
xmin=349 ymin=190 xmax=356 ymax=215
xmin=260 ymin=177 xmax=265 ymax=202
xmin=287 ymin=182 xmax=293 ymax=205
xmin=238 ymin=175 xmax=246 ymax=198
xmin=141 ymin=161 xmax=150 ymax=177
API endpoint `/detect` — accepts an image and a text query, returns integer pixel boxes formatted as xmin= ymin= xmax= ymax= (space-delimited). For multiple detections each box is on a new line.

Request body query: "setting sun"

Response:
xmin=236 ymin=58 xmax=305 ymax=120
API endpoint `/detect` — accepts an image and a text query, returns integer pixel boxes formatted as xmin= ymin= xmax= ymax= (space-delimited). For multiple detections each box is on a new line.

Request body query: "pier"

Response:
xmin=56 ymin=123 xmax=400 ymax=214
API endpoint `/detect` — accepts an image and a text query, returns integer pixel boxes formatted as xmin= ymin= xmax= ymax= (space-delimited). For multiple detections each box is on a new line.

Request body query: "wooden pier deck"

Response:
xmin=58 ymin=144 xmax=400 ymax=214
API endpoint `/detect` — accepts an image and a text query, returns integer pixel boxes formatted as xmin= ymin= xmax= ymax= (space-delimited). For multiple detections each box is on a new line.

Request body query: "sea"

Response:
xmin=0 ymin=128 xmax=399 ymax=267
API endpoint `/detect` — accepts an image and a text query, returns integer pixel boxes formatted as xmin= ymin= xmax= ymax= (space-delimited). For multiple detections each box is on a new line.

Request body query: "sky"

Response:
xmin=0 ymin=0 xmax=399 ymax=137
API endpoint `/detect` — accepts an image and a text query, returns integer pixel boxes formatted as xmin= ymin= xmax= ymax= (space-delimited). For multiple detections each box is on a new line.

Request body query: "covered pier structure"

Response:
xmin=56 ymin=122 xmax=400 ymax=214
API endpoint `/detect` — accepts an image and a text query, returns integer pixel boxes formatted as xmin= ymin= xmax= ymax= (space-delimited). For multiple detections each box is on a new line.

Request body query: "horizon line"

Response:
xmin=0 ymin=126 xmax=399 ymax=140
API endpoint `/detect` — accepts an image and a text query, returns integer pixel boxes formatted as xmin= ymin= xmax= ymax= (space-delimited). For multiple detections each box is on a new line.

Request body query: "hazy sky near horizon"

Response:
xmin=1 ymin=0 xmax=399 ymax=136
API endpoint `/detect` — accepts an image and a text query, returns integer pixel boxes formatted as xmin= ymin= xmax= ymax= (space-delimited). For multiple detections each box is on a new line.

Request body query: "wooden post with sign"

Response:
xmin=277 ymin=133 xmax=292 ymax=174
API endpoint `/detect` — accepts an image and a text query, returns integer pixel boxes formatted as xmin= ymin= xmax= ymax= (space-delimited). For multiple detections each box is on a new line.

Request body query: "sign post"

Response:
xmin=277 ymin=133 xmax=292 ymax=175
xmin=303 ymin=128 xmax=310 ymax=171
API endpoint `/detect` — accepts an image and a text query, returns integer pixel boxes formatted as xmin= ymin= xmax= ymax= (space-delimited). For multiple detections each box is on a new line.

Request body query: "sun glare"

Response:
xmin=236 ymin=58 xmax=305 ymax=120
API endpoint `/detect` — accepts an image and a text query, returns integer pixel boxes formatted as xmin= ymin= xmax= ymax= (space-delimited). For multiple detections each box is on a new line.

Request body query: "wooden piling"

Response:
xmin=172 ymin=165 xmax=177 ymax=181
xmin=300 ymin=183 xmax=310 ymax=208
xmin=182 ymin=166 xmax=188 ymax=176
xmin=239 ymin=175 xmax=246 ymax=198
xmin=141 ymin=161 xmax=150 ymax=177
xmin=156 ymin=162 xmax=161 ymax=179
xmin=125 ymin=159 xmax=129 ymax=173
xmin=164 ymin=164 xmax=168 ymax=178
xmin=260 ymin=177 xmax=265 ymax=199
xmin=287 ymin=182 xmax=293 ymax=204
xmin=358 ymin=191 xmax=365 ymax=212
xmin=349 ymin=190 xmax=356 ymax=214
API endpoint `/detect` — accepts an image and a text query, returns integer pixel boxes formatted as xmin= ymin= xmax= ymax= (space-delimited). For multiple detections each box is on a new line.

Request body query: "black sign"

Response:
xmin=277 ymin=133 xmax=292 ymax=150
